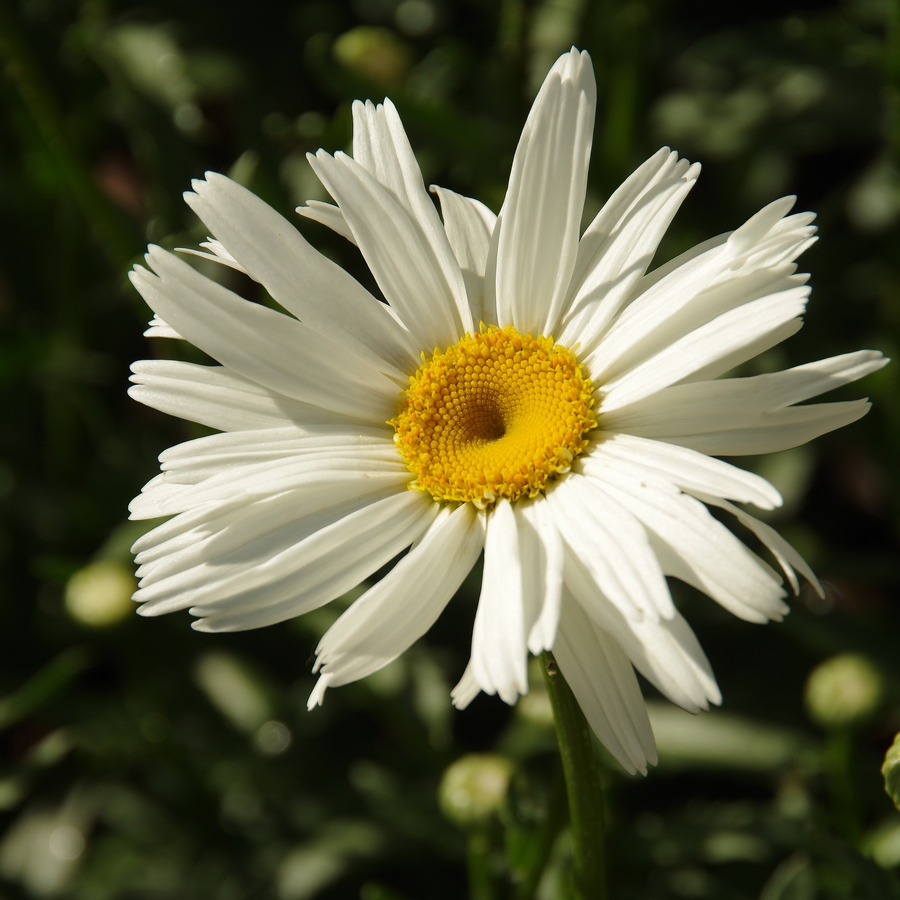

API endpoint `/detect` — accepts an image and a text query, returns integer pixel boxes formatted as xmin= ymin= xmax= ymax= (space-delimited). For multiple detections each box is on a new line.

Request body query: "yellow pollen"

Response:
xmin=390 ymin=325 xmax=597 ymax=507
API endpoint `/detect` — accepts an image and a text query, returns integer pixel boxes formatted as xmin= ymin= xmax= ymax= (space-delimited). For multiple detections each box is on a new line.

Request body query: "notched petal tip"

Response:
xmin=307 ymin=674 xmax=333 ymax=710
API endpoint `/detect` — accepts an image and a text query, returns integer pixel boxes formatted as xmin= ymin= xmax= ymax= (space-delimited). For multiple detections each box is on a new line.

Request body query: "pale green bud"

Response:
xmin=882 ymin=733 xmax=900 ymax=811
xmin=438 ymin=754 xmax=512 ymax=829
xmin=803 ymin=653 xmax=883 ymax=729
xmin=64 ymin=560 xmax=136 ymax=627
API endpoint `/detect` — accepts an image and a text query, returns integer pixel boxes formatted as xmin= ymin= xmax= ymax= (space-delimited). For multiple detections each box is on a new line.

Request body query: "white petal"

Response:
xmin=601 ymin=350 xmax=888 ymax=455
xmin=518 ymin=498 xmax=563 ymax=655
xmin=176 ymin=239 xmax=249 ymax=274
xmin=583 ymin=432 xmax=782 ymax=509
xmin=585 ymin=468 xmax=788 ymax=623
xmin=144 ymin=315 xmax=182 ymax=339
xmin=186 ymin=173 xmax=417 ymax=375
xmin=296 ymin=200 xmax=356 ymax=244
xmin=547 ymin=476 xmax=674 ymax=621
xmin=157 ymin=425 xmax=391 ymax=484
xmin=559 ymin=149 xmax=700 ymax=354
xmin=599 ymin=287 xmax=810 ymax=413
xmin=145 ymin=491 xmax=437 ymax=631
xmin=349 ymin=98 xmax=471 ymax=329
xmin=564 ymin=558 xmax=721 ymax=714
xmin=431 ymin=186 xmax=496 ymax=323
xmin=450 ymin=661 xmax=482 ymax=710
xmin=310 ymin=503 xmax=485 ymax=700
xmin=590 ymin=197 xmax=817 ymax=382
xmin=699 ymin=493 xmax=824 ymax=598
xmin=130 ymin=462 xmax=396 ymax=563
xmin=309 ymin=150 xmax=471 ymax=348
xmin=130 ymin=446 xmax=408 ymax=519
xmin=128 ymin=360 xmax=363 ymax=432
xmin=553 ymin=594 xmax=657 ymax=775
xmin=136 ymin=481 xmax=399 ymax=590
xmin=492 ymin=48 xmax=596 ymax=336
xmin=470 ymin=500 xmax=528 ymax=704
xmin=130 ymin=247 xmax=398 ymax=422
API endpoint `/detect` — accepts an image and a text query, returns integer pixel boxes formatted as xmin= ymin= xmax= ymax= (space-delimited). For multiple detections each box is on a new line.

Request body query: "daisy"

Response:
xmin=128 ymin=48 xmax=887 ymax=775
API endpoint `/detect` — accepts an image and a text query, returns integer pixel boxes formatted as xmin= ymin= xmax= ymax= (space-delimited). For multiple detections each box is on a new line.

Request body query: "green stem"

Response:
xmin=540 ymin=651 xmax=607 ymax=900
xmin=514 ymin=761 xmax=567 ymax=900
xmin=466 ymin=830 xmax=496 ymax=900
xmin=826 ymin=728 xmax=862 ymax=845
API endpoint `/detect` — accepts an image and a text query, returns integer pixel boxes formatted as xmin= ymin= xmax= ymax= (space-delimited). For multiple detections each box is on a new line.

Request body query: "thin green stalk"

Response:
xmin=0 ymin=1 xmax=139 ymax=270
xmin=826 ymin=728 xmax=862 ymax=845
xmin=466 ymin=830 xmax=496 ymax=900
xmin=514 ymin=761 xmax=567 ymax=900
xmin=540 ymin=651 xmax=607 ymax=900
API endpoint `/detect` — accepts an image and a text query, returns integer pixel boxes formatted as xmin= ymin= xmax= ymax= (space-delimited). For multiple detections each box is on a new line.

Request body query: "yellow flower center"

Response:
xmin=390 ymin=325 xmax=597 ymax=508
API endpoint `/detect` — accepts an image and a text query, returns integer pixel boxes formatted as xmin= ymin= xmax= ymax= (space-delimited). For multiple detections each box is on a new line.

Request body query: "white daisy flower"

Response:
xmin=128 ymin=48 xmax=887 ymax=775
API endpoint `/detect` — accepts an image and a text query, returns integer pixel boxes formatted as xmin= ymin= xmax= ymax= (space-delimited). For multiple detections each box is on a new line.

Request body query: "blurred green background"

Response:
xmin=1 ymin=0 xmax=900 ymax=897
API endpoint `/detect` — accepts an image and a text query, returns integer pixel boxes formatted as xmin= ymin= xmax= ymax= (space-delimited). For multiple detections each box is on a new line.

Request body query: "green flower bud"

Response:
xmin=883 ymin=733 xmax=900 ymax=811
xmin=803 ymin=653 xmax=883 ymax=729
xmin=333 ymin=27 xmax=412 ymax=85
xmin=438 ymin=754 xmax=512 ymax=829
xmin=65 ymin=560 xmax=136 ymax=627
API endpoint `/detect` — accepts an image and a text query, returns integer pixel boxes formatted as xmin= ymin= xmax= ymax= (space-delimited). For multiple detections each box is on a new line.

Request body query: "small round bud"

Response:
xmin=803 ymin=653 xmax=883 ymax=729
xmin=882 ymin=733 xmax=900 ymax=811
xmin=65 ymin=560 xmax=136 ymax=627
xmin=438 ymin=754 xmax=512 ymax=829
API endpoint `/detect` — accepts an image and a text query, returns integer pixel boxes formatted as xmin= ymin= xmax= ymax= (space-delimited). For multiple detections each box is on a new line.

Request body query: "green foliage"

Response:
xmin=1 ymin=0 xmax=899 ymax=897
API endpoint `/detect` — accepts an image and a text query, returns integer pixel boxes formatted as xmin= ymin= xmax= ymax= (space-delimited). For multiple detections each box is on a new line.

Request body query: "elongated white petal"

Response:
xmin=553 ymin=594 xmax=658 ymax=774
xmin=492 ymin=48 xmax=596 ymax=336
xmin=450 ymin=661 xmax=482 ymax=711
xmin=128 ymin=360 xmax=361 ymax=432
xmin=584 ymin=468 xmax=787 ymax=623
xmin=131 ymin=247 xmax=398 ymax=422
xmin=144 ymin=314 xmax=182 ymax=339
xmin=583 ymin=432 xmax=782 ymax=509
xmin=157 ymin=425 xmax=391 ymax=483
xmin=564 ymin=557 xmax=721 ymax=714
xmin=431 ymin=186 xmax=496 ymax=323
xmin=296 ymin=200 xmax=356 ymax=243
xmin=309 ymin=150 xmax=470 ymax=348
xmin=559 ymin=149 xmax=700 ymax=354
xmin=518 ymin=498 xmax=564 ymax=654
xmin=130 ymin=451 xmax=409 ymax=520
xmin=470 ymin=500 xmax=528 ymax=704
xmin=176 ymin=239 xmax=248 ymax=274
xmin=309 ymin=503 xmax=485 ymax=702
xmin=130 ymin=463 xmax=396 ymax=564
xmin=186 ymin=173 xmax=417 ymax=375
xmin=591 ymin=197 xmax=817 ymax=381
xmin=136 ymin=484 xmax=401 ymax=592
xmin=142 ymin=491 xmax=436 ymax=631
xmin=600 ymin=287 xmax=810 ymax=412
xmin=547 ymin=477 xmax=674 ymax=622
xmin=699 ymin=492 xmax=824 ymax=597
xmin=601 ymin=350 xmax=888 ymax=455
xmin=350 ymin=99 xmax=471 ymax=326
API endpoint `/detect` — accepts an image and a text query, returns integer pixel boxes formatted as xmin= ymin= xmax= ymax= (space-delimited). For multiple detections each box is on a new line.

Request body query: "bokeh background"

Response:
xmin=1 ymin=0 xmax=900 ymax=897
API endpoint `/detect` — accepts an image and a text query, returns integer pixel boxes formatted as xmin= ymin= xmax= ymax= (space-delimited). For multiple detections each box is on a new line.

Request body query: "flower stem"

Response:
xmin=540 ymin=651 xmax=607 ymax=900
xmin=466 ymin=831 xmax=496 ymax=900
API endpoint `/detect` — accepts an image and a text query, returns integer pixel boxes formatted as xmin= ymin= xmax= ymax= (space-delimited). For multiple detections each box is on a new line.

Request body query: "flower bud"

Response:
xmin=883 ymin=733 xmax=900 ymax=811
xmin=438 ymin=754 xmax=512 ymax=829
xmin=64 ymin=560 xmax=136 ymax=627
xmin=803 ymin=653 xmax=883 ymax=729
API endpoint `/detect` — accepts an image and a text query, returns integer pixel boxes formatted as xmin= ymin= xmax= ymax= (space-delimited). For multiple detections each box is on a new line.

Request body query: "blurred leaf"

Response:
xmin=0 ymin=648 xmax=92 ymax=731
xmin=759 ymin=853 xmax=815 ymax=900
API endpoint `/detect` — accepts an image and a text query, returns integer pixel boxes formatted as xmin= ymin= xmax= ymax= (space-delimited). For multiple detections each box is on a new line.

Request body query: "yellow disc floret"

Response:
xmin=390 ymin=325 xmax=597 ymax=508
